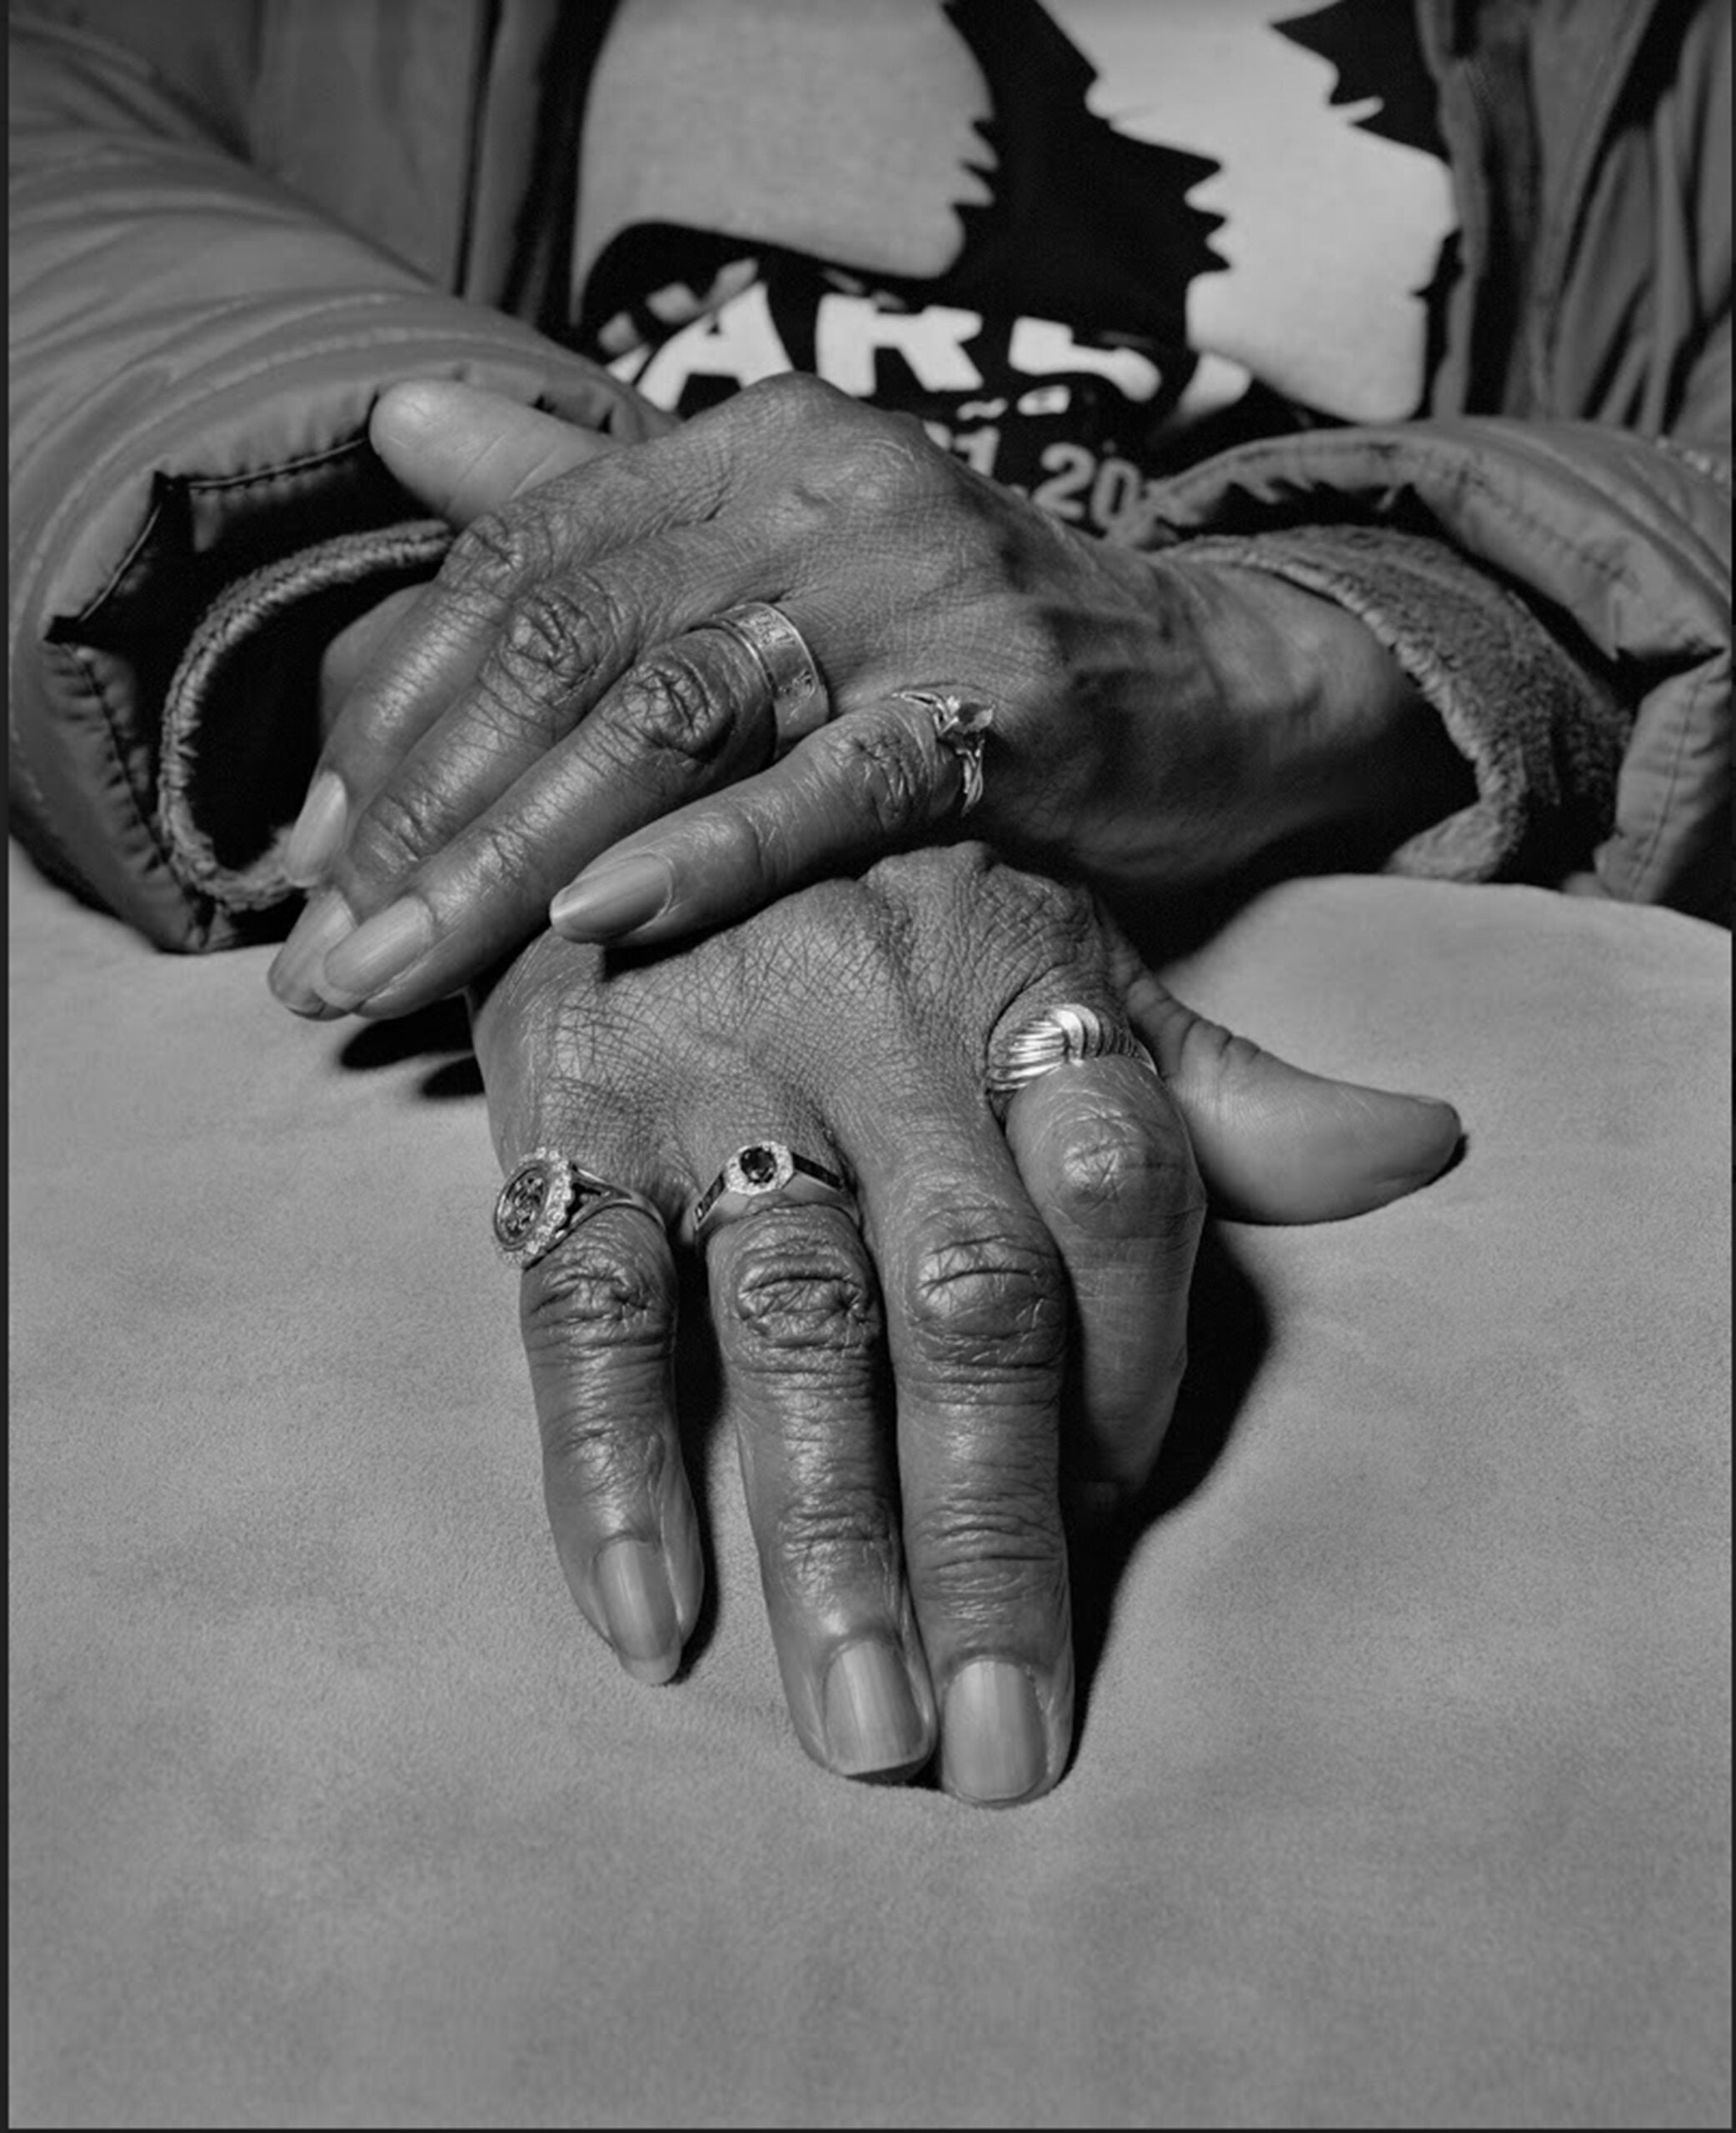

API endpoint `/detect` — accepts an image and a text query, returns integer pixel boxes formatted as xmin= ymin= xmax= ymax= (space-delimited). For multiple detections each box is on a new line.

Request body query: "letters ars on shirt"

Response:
xmin=572 ymin=0 xmax=1458 ymax=492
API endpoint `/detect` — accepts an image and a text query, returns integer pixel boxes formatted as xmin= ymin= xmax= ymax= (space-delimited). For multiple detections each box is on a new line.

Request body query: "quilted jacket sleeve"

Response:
xmin=1138 ymin=7 xmax=1731 ymax=922
xmin=7 ymin=5 xmax=661 ymax=950
xmin=1142 ymin=407 xmax=1730 ymax=921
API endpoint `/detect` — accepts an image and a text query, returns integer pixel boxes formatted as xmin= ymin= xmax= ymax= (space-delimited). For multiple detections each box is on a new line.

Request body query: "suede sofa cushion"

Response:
xmin=9 ymin=843 xmax=1729 ymax=2129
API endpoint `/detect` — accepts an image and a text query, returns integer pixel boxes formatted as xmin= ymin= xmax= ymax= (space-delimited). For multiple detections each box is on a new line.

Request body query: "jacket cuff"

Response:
xmin=1171 ymin=525 xmax=1630 ymax=887
xmin=157 ymin=521 xmax=453 ymax=917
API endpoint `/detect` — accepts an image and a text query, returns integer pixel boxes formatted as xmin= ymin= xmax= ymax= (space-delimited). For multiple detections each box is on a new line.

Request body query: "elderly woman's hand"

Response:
xmin=272 ymin=377 xmax=1467 ymax=1021
xmin=464 ymin=841 xmax=1459 ymax=1801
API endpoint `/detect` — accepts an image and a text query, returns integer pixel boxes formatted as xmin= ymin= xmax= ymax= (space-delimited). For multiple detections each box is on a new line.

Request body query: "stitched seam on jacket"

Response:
xmin=57 ymin=639 xmax=208 ymax=944
xmin=1652 ymin=434 xmax=1734 ymax=496
xmin=17 ymin=316 xmax=588 ymax=634
xmin=157 ymin=521 xmax=453 ymax=908
xmin=6 ymin=292 xmax=415 ymax=514
xmin=68 ymin=439 xmax=372 ymax=628
xmin=10 ymin=324 xmax=589 ymax=792
xmin=1156 ymin=427 xmax=1728 ymax=618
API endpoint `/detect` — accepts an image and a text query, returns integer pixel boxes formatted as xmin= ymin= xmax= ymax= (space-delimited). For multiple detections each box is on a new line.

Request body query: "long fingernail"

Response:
xmin=316 ymin=897 xmax=435 ymax=1009
xmin=595 ymin=1537 xmax=681 ymax=1685
xmin=823 ymin=1640 xmax=928 ymax=1778
xmin=267 ymin=888 xmax=357 ymax=1017
xmin=941 ymin=1659 xmax=1049 ymax=1806
xmin=550 ymin=853 xmax=674 ymax=941
xmin=283 ymin=771 xmax=348 ymax=886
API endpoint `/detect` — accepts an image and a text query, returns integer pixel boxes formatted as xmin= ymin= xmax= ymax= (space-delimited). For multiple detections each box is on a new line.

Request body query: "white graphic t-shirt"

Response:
xmin=571 ymin=0 xmax=1459 ymax=538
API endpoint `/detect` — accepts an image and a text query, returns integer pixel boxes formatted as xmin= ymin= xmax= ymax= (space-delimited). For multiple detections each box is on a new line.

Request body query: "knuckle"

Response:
xmin=490 ymin=582 xmax=606 ymax=721
xmin=725 ymin=1231 xmax=881 ymax=1361
xmin=768 ymin=1481 xmax=900 ymax=1606
xmin=906 ymin=1484 xmax=1068 ymax=1616
xmin=870 ymin=842 xmax=1096 ymax=968
xmin=520 ymin=1235 xmax=669 ymax=1362
xmin=981 ymin=855 xmax=1098 ymax=948
xmin=609 ymin=642 xmax=740 ymax=770
xmin=739 ymin=369 xmax=849 ymax=434
xmin=348 ymin=777 xmax=441 ymax=881
xmin=903 ymin=1222 xmax=1066 ymax=1374
xmin=826 ymin=422 xmax=945 ymax=520
xmin=1051 ymin=1111 xmax=1206 ymax=1231
xmin=536 ymin=1403 xmax=667 ymax=1506
xmin=836 ymin=715 xmax=935 ymax=837
xmin=447 ymin=507 xmax=546 ymax=592
xmin=736 ymin=377 xmax=940 ymax=514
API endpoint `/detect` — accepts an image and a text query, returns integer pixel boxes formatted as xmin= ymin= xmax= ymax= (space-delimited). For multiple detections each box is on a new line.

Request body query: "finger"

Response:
xmin=317 ymin=584 xmax=427 ymax=744
xmin=277 ymin=614 xmax=785 ymax=1018
xmin=289 ymin=414 xmax=738 ymax=889
xmin=371 ymin=380 xmax=623 ymax=529
xmin=702 ymin=1188 xmax=935 ymax=1783
xmin=851 ymin=1102 xmax=1075 ymax=1808
xmin=518 ymin=1200 xmax=701 ymax=1686
xmin=329 ymin=512 xmax=770 ymax=892
xmin=1119 ymin=965 xmax=1464 ymax=1223
xmin=1000 ymin=1054 xmax=1206 ymax=1514
xmin=548 ymin=695 xmax=965 ymax=947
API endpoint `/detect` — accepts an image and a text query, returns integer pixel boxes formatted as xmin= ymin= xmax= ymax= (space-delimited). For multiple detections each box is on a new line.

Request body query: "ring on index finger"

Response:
xmin=687 ymin=1141 xmax=859 ymax=1248
xmin=692 ymin=602 xmax=831 ymax=752
xmin=493 ymin=1147 xmax=666 ymax=1269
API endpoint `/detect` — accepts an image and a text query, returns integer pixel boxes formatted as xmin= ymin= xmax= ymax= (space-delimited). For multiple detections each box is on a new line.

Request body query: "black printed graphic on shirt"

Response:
xmin=575 ymin=0 xmax=1457 ymax=540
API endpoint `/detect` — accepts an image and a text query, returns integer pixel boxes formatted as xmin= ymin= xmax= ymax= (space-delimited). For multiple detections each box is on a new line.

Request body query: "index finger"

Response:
xmin=516 ymin=1195 xmax=702 ymax=1685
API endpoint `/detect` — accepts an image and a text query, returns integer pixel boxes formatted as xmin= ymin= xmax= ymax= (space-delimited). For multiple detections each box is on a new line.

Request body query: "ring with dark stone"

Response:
xmin=687 ymin=1141 xmax=859 ymax=1247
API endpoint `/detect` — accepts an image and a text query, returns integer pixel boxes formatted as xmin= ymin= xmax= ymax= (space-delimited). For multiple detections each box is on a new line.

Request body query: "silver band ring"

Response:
xmin=689 ymin=1141 xmax=859 ymax=1246
xmin=985 ymin=1003 xmax=1156 ymax=1112
xmin=892 ymin=688 xmax=995 ymax=815
xmin=693 ymin=601 xmax=831 ymax=752
xmin=494 ymin=1147 xmax=665 ymax=1270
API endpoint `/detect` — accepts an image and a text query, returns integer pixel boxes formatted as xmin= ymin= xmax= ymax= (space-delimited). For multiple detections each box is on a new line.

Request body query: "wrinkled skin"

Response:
xmin=271 ymin=376 xmax=1463 ymax=1022
xmin=263 ymin=381 xmax=1462 ymax=1804
xmin=468 ymin=840 xmax=1459 ymax=1803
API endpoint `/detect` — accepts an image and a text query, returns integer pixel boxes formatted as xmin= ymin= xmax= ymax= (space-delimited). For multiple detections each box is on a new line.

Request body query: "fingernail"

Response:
xmin=941 ymin=1658 xmax=1049 ymax=1806
xmin=317 ymin=897 xmax=436 ymax=1009
xmin=822 ymin=1640 xmax=928 ymax=1777
xmin=283 ymin=771 xmax=348 ymax=886
xmin=595 ymin=1537 xmax=681 ymax=1685
xmin=267 ymin=889 xmax=357 ymax=1016
xmin=550 ymin=853 xmax=675 ymax=941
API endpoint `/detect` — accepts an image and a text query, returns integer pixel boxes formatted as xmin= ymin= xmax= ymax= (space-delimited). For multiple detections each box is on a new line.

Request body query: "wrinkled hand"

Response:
xmin=469 ymin=841 xmax=1459 ymax=1801
xmin=272 ymin=376 xmax=1429 ymax=1021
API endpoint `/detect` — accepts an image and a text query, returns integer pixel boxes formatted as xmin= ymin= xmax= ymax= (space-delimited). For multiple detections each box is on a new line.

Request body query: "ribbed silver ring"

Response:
xmin=985 ymin=1003 xmax=1156 ymax=1111
xmin=693 ymin=601 xmax=831 ymax=752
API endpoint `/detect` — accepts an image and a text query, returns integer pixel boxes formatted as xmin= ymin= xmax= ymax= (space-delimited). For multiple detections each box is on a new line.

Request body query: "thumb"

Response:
xmin=370 ymin=379 xmax=621 ymax=527
xmin=1121 ymin=965 xmax=1463 ymax=1224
